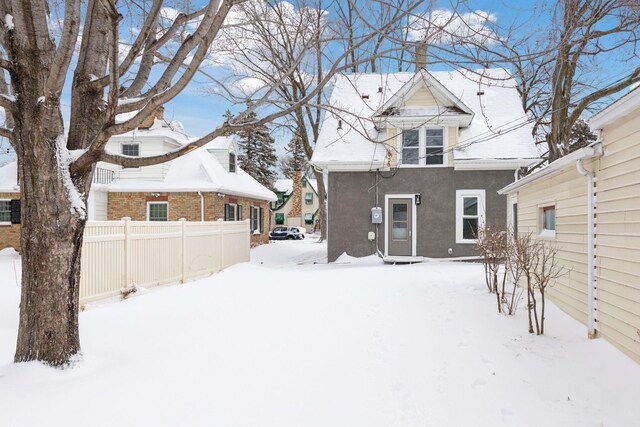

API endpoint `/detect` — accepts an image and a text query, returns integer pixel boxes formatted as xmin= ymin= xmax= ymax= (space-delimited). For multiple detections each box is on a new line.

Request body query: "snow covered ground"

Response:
xmin=1 ymin=242 xmax=639 ymax=426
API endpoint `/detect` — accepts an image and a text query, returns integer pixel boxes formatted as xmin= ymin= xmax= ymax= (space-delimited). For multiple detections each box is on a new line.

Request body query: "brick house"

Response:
xmin=0 ymin=112 xmax=277 ymax=251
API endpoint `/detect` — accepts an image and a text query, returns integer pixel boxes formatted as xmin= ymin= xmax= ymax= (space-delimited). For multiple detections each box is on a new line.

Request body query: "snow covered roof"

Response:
xmin=203 ymin=135 xmax=235 ymax=151
xmin=111 ymin=117 xmax=190 ymax=146
xmin=0 ymin=161 xmax=18 ymax=192
xmin=108 ymin=148 xmax=277 ymax=202
xmin=312 ymin=68 xmax=541 ymax=170
xmin=274 ymin=178 xmax=318 ymax=195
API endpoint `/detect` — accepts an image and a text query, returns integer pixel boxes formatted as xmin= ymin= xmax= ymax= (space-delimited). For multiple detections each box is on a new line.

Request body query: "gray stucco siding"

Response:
xmin=327 ymin=168 xmax=514 ymax=262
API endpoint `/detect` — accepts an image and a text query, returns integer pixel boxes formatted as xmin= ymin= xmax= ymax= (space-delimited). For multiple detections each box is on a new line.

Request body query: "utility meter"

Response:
xmin=371 ymin=207 xmax=383 ymax=224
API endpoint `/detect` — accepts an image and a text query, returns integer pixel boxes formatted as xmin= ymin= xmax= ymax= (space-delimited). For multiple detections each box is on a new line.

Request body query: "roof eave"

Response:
xmin=498 ymin=142 xmax=603 ymax=195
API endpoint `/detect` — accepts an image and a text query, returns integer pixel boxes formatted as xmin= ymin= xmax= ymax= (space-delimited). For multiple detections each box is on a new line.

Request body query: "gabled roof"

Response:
xmin=374 ymin=69 xmax=474 ymax=119
xmin=312 ymin=68 xmax=541 ymax=171
xmin=274 ymin=178 xmax=318 ymax=196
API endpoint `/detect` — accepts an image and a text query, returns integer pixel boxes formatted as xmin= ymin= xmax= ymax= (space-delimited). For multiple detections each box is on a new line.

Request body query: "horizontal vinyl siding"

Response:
xmin=515 ymin=165 xmax=590 ymax=326
xmin=595 ymin=110 xmax=640 ymax=363
xmin=404 ymin=86 xmax=438 ymax=107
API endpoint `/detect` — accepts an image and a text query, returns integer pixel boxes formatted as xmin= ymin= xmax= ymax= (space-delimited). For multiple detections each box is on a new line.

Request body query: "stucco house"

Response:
xmin=312 ymin=68 xmax=541 ymax=262
xmin=270 ymin=172 xmax=320 ymax=233
xmin=0 ymin=110 xmax=277 ymax=251
xmin=498 ymin=87 xmax=640 ymax=364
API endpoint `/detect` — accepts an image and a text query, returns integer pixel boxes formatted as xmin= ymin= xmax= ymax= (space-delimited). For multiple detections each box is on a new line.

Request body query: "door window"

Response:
xmin=392 ymin=203 xmax=408 ymax=241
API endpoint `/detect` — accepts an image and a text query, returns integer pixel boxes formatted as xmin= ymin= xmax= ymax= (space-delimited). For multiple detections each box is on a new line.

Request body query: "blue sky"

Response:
xmin=0 ymin=0 xmax=635 ymax=165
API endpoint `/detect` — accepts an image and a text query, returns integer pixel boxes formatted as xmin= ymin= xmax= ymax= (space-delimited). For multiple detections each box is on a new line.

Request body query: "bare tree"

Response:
xmin=1 ymin=0 xmax=423 ymax=366
xmin=207 ymin=0 xmax=425 ymax=241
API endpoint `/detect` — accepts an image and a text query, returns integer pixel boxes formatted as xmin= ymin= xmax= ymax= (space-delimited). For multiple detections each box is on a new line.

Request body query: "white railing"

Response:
xmin=79 ymin=218 xmax=250 ymax=303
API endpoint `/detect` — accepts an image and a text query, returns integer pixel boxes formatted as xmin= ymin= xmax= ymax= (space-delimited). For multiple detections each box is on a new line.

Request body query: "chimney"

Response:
xmin=289 ymin=170 xmax=302 ymax=218
xmin=415 ymin=44 xmax=427 ymax=70
xmin=139 ymin=106 xmax=165 ymax=129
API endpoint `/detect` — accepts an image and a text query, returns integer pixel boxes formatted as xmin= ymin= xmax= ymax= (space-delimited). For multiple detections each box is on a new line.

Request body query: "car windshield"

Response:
xmin=273 ymin=227 xmax=284 ymax=232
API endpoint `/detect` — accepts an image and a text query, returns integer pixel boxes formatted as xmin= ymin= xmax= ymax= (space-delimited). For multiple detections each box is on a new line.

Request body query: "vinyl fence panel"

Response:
xmin=79 ymin=218 xmax=251 ymax=303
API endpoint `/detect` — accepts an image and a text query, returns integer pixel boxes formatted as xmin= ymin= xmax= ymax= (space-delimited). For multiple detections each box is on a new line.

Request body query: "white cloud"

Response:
xmin=408 ymin=9 xmax=499 ymax=46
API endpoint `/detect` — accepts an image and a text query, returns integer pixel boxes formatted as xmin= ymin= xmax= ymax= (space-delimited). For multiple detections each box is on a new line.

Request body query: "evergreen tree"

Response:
xmin=280 ymin=133 xmax=309 ymax=178
xmin=234 ymin=111 xmax=278 ymax=189
xmin=568 ymin=119 xmax=597 ymax=152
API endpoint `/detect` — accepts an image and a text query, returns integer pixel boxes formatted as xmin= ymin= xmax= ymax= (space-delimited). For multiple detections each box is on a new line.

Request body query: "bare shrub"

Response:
xmin=511 ymin=233 xmax=566 ymax=334
xmin=476 ymin=225 xmax=509 ymax=313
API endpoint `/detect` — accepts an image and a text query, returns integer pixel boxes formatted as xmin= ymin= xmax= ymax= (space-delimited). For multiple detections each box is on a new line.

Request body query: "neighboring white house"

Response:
xmin=0 ymin=109 xmax=278 ymax=250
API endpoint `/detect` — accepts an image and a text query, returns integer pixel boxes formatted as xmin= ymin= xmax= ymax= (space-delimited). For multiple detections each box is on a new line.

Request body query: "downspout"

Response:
xmin=198 ymin=191 xmax=204 ymax=222
xmin=576 ymin=159 xmax=596 ymax=338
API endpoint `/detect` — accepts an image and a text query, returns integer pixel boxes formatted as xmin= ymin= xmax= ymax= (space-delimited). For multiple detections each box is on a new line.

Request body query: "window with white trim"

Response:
xmin=147 ymin=202 xmax=168 ymax=221
xmin=399 ymin=127 xmax=446 ymax=166
xmin=122 ymin=144 xmax=140 ymax=169
xmin=539 ymin=205 xmax=556 ymax=237
xmin=0 ymin=200 xmax=10 ymax=223
xmin=250 ymin=206 xmax=260 ymax=232
xmin=122 ymin=144 xmax=139 ymax=157
xmin=224 ymin=203 xmax=237 ymax=221
xmin=401 ymin=129 xmax=419 ymax=165
xmin=305 ymin=192 xmax=313 ymax=205
xmin=456 ymin=190 xmax=485 ymax=244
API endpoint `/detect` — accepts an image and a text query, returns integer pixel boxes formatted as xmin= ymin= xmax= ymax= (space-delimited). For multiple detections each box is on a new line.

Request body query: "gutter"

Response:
xmin=197 ymin=191 xmax=204 ymax=222
xmin=498 ymin=142 xmax=603 ymax=195
xmin=576 ymin=159 xmax=597 ymax=338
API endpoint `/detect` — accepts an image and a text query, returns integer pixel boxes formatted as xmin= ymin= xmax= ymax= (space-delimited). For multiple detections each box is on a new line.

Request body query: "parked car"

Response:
xmin=269 ymin=226 xmax=305 ymax=240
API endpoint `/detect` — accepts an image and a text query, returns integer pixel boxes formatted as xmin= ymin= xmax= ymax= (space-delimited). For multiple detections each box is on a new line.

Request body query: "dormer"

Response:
xmin=204 ymin=135 xmax=238 ymax=173
xmin=373 ymin=69 xmax=474 ymax=129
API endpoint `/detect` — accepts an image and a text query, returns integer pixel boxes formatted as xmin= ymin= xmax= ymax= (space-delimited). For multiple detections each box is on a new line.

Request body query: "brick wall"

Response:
xmin=0 ymin=192 xmax=20 ymax=252
xmin=108 ymin=191 xmax=270 ymax=245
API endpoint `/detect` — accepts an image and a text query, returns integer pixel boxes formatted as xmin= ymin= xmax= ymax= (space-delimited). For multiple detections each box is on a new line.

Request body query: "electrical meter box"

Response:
xmin=371 ymin=207 xmax=383 ymax=224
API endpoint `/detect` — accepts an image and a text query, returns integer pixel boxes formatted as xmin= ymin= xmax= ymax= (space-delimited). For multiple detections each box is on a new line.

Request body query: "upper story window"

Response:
xmin=401 ymin=129 xmax=420 ymax=165
xmin=425 ymin=129 xmax=444 ymax=165
xmin=229 ymin=152 xmax=236 ymax=173
xmin=122 ymin=144 xmax=139 ymax=157
xmin=400 ymin=128 xmax=446 ymax=166
xmin=305 ymin=192 xmax=313 ymax=205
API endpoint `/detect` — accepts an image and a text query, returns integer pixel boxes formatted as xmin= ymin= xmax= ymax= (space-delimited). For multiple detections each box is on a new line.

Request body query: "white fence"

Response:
xmin=80 ymin=218 xmax=250 ymax=303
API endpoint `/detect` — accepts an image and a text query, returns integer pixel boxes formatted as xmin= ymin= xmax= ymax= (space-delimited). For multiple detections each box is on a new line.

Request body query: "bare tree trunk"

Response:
xmin=313 ymin=169 xmax=327 ymax=241
xmin=540 ymin=290 xmax=546 ymax=335
xmin=7 ymin=0 xmax=102 ymax=365
xmin=526 ymin=274 xmax=534 ymax=334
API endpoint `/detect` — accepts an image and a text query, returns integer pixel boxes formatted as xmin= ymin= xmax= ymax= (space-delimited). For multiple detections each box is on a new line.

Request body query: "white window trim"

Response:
xmin=509 ymin=194 xmax=518 ymax=237
xmin=456 ymin=189 xmax=486 ymax=244
xmin=250 ymin=206 xmax=260 ymax=232
xmin=384 ymin=194 xmax=417 ymax=257
xmin=538 ymin=204 xmax=557 ymax=239
xmin=0 ymin=199 xmax=11 ymax=225
xmin=227 ymin=203 xmax=237 ymax=221
xmin=121 ymin=143 xmax=141 ymax=170
xmin=397 ymin=126 xmax=448 ymax=168
xmin=146 ymin=201 xmax=169 ymax=222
